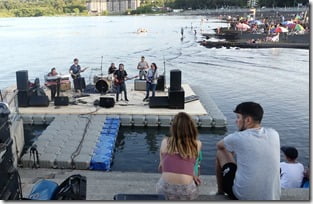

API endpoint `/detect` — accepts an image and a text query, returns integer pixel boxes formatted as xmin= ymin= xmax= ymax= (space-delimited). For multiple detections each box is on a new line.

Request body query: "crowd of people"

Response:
xmin=156 ymin=102 xmax=309 ymax=200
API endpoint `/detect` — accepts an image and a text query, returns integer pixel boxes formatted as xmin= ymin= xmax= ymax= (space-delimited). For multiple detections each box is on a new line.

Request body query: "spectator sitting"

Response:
xmin=280 ymin=146 xmax=304 ymax=188
xmin=156 ymin=112 xmax=202 ymax=200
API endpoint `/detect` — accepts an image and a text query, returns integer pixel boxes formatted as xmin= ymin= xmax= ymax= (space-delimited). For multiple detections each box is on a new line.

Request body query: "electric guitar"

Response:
xmin=71 ymin=67 xmax=89 ymax=79
xmin=114 ymin=75 xmax=138 ymax=86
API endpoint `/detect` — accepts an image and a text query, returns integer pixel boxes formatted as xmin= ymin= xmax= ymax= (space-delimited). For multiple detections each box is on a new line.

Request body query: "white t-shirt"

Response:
xmin=224 ymin=127 xmax=281 ymax=200
xmin=280 ymin=162 xmax=304 ymax=188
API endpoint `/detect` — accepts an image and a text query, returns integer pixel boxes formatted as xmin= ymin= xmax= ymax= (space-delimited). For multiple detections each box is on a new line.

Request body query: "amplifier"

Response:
xmin=54 ymin=96 xmax=69 ymax=106
xmin=149 ymin=96 xmax=169 ymax=108
xmin=168 ymin=88 xmax=185 ymax=109
xmin=99 ymin=96 xmax=115 ymax=108
xmin=156 ymin=75 xmax=165 ymax=91
xmin=60 ymin=81 xmax=71 ymax=91
xmin=134 ymin=79 xmax=146 ymax=91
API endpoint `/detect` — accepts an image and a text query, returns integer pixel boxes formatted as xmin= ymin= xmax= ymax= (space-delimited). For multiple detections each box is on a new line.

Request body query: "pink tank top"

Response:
xmin=162 ymin=153 xmax=196 ymax=176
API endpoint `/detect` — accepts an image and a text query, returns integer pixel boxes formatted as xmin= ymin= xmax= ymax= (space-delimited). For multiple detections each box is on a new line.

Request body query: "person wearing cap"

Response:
xmin=215 ymin=102 xmax=281 ymax=200
xmin=137 ymin=56 xmax=149 ymax=80
xmin=280 ymin=146 xmax=304 ymax=188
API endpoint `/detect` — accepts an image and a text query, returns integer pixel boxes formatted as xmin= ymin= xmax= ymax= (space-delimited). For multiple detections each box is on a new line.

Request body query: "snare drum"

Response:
xmin=95 ymin=79 xmax=110 ymax=94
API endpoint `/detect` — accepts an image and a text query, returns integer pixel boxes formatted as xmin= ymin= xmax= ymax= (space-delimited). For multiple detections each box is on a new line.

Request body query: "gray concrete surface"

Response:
xmin=19 ymin=168 xmax=309 ymax=200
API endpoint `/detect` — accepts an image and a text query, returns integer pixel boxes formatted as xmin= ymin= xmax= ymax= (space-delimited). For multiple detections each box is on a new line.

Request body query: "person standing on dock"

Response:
xmin=157 ymin=112 xmax=202 ymax=200
xmin=137 ymin=56 xmax=149 ymax=80
xmin=143 ymin=62 xmax=158 ymax=102
xmin=69 ymin=58 xmax=87 ymax=92
xmin=113 ymin=64 xmax=128 ymax=102
xmin=215 ymin=102 xmax=281 ymax=200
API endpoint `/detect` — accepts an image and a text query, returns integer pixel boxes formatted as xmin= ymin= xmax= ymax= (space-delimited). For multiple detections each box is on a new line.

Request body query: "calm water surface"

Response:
xmin=0 ymin=16 xmax=309 ymax=175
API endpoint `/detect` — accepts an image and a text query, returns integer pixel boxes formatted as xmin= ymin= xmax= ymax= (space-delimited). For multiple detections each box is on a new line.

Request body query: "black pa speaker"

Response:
xmin=54 ymin=96 xmax=69 ymax=106
xmin=168 ymin=88 xmax=184 ymax=109
xmin=99 ymin=97 xmax=115 ymax=108
xmin=29 ymin=95 xmax=49 ymax=107
xmin=17 ymin=90 xmax=29 ymax=107
xmin=149 ymin=96 xmax=169 ymax=108
xmin=170 ymin=69 xmax=181 ymax=91
xmin=156 ymin=75 xmax=165 ymax=91
xmin=16 ymin=70 xmax=29 ymax=91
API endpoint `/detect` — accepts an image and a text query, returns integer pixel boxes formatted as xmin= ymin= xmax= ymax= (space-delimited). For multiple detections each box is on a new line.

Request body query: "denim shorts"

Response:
xmin=156 ymin=177 xmax=199 ymax=200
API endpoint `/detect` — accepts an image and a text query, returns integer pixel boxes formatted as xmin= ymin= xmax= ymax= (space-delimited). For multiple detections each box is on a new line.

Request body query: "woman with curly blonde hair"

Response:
xmin=156 ymin=112 xmax=202 ymax=200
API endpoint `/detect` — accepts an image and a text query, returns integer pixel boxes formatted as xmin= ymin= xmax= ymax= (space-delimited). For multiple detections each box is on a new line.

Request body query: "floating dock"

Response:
xmin=5 ymin=84 xmax=227 ymax=128
xmin=3 ymin=82 xmax=227 ymax=171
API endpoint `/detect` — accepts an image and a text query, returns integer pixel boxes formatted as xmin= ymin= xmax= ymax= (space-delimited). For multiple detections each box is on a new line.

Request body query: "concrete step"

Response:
xmin=18 ymin=168 xmax=309 ymax=200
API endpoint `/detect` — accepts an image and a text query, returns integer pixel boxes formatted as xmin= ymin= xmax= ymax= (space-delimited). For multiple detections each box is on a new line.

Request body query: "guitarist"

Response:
xmin=143 ymin=63 xmax=158 ymax=102
xmin=113 ymin=63 xmax=129 ymax=102
xmin=69 ymin=58 xmax=87 ymax=92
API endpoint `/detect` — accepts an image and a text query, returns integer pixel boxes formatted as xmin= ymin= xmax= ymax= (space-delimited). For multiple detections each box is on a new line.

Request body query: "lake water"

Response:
xmin=0 ymin=15 xmax=309 ymax=175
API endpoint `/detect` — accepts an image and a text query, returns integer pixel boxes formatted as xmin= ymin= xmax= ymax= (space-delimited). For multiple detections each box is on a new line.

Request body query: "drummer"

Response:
xmin=108 ymin=63 xmax=117 ymax=75
xmin=47 ymin=67 xmax=58 ymax=101
xmin=108 ymin=62 xmax=117 ymax=91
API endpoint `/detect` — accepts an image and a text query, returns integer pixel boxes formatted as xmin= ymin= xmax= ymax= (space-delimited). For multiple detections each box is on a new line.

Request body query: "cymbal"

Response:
xmin=91 ymin=68 xmax=101 ymax=71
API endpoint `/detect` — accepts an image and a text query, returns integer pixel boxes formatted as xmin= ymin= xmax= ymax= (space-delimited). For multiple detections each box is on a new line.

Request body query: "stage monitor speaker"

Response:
xmin=168 ymin=88 xmax=185 ymax=109
xmin=149 ymin=96 xmax=169 ymax=108
xmin=74 ymin=77 xmax=86 ymax=91
xmin=54 ymin=96 xmax=69 ymax=106
xmin=99 ymin=97 xmax=115 ymax=108
xmin=29 ymin=95 xmax=49 ymax=107
xmin=16 ymin=70 xmax=29 ymax=91
xmin=17 ymin=90 xmax=29 ymax=107
xmin=156 ymin=75 xmax=165 ymax=91
xmin=170 ymin=69 xmax=181 ymax=91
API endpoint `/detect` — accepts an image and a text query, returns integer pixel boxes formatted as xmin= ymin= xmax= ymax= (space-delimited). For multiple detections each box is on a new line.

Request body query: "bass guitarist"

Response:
xmin=113 ymin=63 xmax=129 ymax=102
xmin=69 ymin=58 xmax=88 ymax=92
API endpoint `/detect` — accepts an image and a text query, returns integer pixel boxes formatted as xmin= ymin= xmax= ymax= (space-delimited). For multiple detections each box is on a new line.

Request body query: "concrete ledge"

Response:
xmin=18 ymin=169 xmax=309 ymax=200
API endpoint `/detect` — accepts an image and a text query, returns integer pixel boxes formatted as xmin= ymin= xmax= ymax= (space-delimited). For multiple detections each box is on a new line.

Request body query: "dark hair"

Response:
xmin=234 ymin=102 xmax=263 ymax=123
xmin=51 ymin=67 xmax=56 ymax=72
xmin=73 ymin=58 xmax=78 ymax=62
xmin=151 ymin=62 xmax=157 ymax=69
xmin=281 ymin=146 xmax=298 ymax=160
xmin=141 ymin=56 xmax=145 ymax=58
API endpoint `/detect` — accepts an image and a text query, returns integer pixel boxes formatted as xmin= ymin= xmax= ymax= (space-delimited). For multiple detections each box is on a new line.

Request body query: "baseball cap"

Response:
xmin=281 ymin=146 xmax=298 ymax=160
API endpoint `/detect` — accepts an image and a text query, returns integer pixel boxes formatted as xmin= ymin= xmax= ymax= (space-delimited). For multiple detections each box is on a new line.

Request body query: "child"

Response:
xmin=280 ymin=146 xmax=304 ymax=188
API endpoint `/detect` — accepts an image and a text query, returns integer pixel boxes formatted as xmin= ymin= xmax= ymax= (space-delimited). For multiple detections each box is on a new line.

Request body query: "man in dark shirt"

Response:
xmin=114 ymin=64 xmax=128 ymax=102
xmin=69 ymin=58 xmax=87 ymax=92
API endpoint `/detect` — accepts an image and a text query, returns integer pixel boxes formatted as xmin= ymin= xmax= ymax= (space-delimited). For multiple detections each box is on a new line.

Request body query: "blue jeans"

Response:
xmin=145 ymin=82 xmax=156 ymax=98
xmin=116 ymin=83 xmax=127 ymax=101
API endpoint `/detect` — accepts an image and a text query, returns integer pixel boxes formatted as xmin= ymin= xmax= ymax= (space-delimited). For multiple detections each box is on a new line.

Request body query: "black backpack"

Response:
xmin=53 ymin=174 xmax=87 ymax=200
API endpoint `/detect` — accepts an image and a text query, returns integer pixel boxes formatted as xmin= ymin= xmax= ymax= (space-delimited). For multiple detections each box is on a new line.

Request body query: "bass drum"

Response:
xmin=95 ymin=79 xmax=109 ymax=94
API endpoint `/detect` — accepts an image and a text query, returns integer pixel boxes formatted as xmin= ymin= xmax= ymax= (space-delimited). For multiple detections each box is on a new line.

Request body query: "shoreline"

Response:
xmin=0 ymin=7 xmax=308 ymax=18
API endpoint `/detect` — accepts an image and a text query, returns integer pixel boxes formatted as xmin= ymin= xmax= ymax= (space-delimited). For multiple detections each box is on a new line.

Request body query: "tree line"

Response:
xmin=0 ymin=0 xmax=87 ymax=17
xmin=0 ymin=0 xmax=309 ymax=17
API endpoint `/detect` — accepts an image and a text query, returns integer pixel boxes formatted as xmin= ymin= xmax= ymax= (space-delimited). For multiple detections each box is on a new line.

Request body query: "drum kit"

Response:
xmin=91 ymin=56 xmax=114 ymax=94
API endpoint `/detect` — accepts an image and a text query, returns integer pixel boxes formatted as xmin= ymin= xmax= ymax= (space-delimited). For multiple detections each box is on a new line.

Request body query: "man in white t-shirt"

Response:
xmin=137 ymin=56 xmax=149 ymax=80
xmin=280 ymin=146 xmax=304 ymax=188
xmin=215 ymin=102 xmax=281 ymax=200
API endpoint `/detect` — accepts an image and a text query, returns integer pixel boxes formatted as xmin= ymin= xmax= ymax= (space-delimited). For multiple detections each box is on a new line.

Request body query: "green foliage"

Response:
xmin=0 ymin=0 xmax=88 ymax=17
xmin=131 ymin=5 xmax=153 ymax=14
